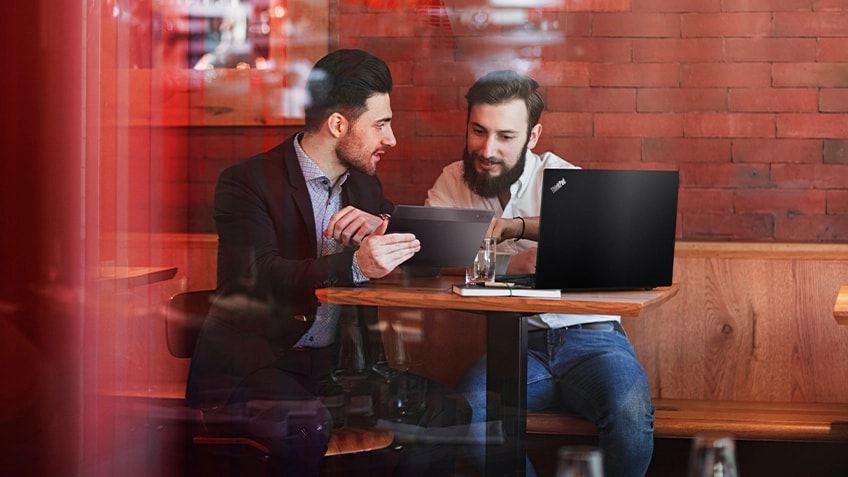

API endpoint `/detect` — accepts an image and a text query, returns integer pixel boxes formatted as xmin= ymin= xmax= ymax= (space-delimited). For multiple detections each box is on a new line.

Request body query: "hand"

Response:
xmin=325 ymin=205 xmax=385 ymax=247
xmin=506 ymin=247 xmax=537 ymax=274
xmin=355 ymin=220 xmax=420 ymax=279
xmin=488 ymin=217 xmax=525 ymax=242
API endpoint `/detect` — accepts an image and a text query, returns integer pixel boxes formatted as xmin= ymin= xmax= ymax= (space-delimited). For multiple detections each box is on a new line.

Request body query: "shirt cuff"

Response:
xmin=351 ymin=253 xmax=369 ymax=285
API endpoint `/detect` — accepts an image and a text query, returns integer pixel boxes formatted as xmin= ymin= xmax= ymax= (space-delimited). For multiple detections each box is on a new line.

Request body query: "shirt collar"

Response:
xmin=508 ymin=149 xmax=538 ymax=202
xmin=294 ymin=133 xmax=350 ymax=187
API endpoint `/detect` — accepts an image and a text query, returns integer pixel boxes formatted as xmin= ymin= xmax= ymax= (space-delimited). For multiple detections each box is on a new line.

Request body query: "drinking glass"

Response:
xmin=556 ymin=445 xmax=603 ymax=477
xmin=330 ymin=313 xmax=369 ymax=428
xmin=686 ymin=434 xmax=739 ymax=477
xmin=371 ymin=315 xmax=426 ymax=422
xmin=466 ymin=237 xmax=496 ymax=284
xmin=371 ymin=317 xmax=411 ymax=383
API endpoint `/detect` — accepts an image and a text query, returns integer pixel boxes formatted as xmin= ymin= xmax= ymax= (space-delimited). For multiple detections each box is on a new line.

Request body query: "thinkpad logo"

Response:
xmin=550 ymin=177 xmax=566 ymax=194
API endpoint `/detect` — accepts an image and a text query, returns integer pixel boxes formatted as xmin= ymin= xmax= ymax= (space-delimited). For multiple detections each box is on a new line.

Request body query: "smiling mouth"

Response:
xmin=477 ymin=157 xmax=501 ymax=171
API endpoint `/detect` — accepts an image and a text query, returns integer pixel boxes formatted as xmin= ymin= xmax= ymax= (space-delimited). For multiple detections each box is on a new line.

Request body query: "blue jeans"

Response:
xmin=457 ymin=322 xmax=655 ymax=477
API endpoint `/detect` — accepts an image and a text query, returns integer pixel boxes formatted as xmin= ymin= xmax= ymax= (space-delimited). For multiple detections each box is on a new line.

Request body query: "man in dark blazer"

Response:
xmin=185 ymin=49 xmax=423 ymax=475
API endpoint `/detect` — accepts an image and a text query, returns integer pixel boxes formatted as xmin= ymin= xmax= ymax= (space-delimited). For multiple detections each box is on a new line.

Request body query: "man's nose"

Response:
xmin=383 ymin=125 xmax=397 ymax=148
xmin=479 ymin=135 xmax=497 ymax=158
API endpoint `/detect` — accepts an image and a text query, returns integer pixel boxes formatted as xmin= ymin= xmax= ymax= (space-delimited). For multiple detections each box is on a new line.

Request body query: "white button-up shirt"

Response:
xmin=425 ymin=150 xmax=619 ymax=329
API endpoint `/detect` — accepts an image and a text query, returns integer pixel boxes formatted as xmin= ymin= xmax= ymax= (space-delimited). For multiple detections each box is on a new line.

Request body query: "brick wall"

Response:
xmin=163 ymin=0 xmax=848 ymax=242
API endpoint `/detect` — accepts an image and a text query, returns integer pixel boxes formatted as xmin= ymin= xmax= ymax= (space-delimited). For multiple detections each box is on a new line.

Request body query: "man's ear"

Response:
xmin=527 ymin=123 xmax=542 ymax=149
xmin=327 ymin=112 xmax=348 ymax=138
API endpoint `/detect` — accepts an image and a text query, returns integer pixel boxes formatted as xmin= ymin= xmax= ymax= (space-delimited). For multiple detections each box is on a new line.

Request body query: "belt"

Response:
xmin=530 ymin=320 xmax=625 ymax=334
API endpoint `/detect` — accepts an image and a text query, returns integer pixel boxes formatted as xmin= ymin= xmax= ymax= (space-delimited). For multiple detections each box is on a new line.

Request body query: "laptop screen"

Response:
xmin=534 ymin=169 xmax=679 ymax=291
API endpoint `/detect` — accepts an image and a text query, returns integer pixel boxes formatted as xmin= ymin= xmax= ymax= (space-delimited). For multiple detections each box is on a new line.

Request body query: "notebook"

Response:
xmin=499 ymin=169 xmax=679 ymax=291
xmin=386 ymin=205 xmax=494 ymax=268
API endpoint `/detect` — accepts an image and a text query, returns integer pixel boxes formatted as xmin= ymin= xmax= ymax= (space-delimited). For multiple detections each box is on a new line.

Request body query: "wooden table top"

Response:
xmin=835 ymin=285 xmax=848 ymax=325
xmin=92 ymin=265 xmax=178 ymax=288
xmin=316 ymin=273 xmax=679 ymax=318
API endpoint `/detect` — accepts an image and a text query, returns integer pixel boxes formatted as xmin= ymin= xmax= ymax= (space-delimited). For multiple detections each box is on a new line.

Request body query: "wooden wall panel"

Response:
xmin=626 ymin=244 xmax=848 ymax=404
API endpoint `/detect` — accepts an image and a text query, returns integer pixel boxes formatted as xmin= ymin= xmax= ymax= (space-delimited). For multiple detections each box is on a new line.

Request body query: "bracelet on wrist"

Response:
xmin=514 ymin=216 xmax=526 ymax=242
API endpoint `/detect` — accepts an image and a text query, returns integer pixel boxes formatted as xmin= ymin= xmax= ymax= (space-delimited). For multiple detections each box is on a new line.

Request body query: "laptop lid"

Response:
xmin=386 ymin=205 xmax=494 ymax=268
xmin=534 ymin=169 xmax=679 ymax=291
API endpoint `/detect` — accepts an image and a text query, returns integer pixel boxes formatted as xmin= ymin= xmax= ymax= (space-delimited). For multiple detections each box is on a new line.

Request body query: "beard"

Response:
xmin=462 ymin=143 xmax=528 ymax=198
xmin=336 ymin=130 xmax=379 ymax=176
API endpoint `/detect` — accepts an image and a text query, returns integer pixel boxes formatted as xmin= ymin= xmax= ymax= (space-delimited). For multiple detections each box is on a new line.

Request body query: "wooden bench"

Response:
xmin=528 ymin=399 xmax=848 ymax=443
xmin=525 ymin=242 xmax=848 ymax=445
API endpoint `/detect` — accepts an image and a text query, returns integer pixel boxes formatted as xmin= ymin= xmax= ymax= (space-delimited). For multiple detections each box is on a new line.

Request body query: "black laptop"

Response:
xmin=500 ymin=169 xmax=679 ymax=291
xmin=387 ymin=205 xmax=493 ymax=268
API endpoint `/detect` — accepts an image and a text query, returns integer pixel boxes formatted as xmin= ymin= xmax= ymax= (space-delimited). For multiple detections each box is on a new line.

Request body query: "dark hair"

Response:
xmin=465 ymin=70 xmax=545 ymax=134
xmin=304 ymin=49 xmax=393 ymax=131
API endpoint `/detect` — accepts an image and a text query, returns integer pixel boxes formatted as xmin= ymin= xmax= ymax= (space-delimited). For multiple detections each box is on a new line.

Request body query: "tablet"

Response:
xmin=385 ymin=205 xmax=494 ymax=268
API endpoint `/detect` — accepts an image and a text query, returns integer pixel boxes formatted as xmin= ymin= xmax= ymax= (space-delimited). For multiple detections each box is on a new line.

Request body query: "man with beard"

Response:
xmin=186 ymin=49 xmax=459 ymax=476
xmin=426 ymin=70 xmax=655 ymax=477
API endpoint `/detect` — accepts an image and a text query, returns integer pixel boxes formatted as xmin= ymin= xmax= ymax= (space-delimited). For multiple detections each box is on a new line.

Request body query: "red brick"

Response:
xmin=411 ymin=157 xmax=453 ymax=187
xmin=679 ymin=162 xmax=770 ymax=188
xmin=643 ymin=138 xmax=731 ymax=162
xmin=827 ymin=191 xmax=848 ymax=214
xmin=559 ymin=12 xmax=593 ymax=37
xmin=563 ymin=0 xmax=632 ymax=11
xmin=549 ymin=38 xmax=632 ymax=63
xmin=595 ymin=113 xmax=684 ymax=137
xmin=733 ymin=139 xmax=823 ymax=164
xmin=684 ymin=113 xmax=775 ymax=138
xmin=818 ymin=39 xmax=848 ymax=62
xmin=774 ymin=12 xmax=848 ymax=37
xmin=824 ymin=139 xmax=848 ymax=164
xmin=722 ymin=0 xmax=813 ymax=12
xmin=633 ymin=39 xmax=723 ymax=62
xmin=774 ymin=214 xmax=848 ymax=241
xmin=529 ymin=62 xmax=591 ymax=87
xmin=638 ymin=88 xmax=727 ymax=113
xmin=391 ymin=85 xmax=462 ymax=113
xmin=728 ymin=88 xmax=819 ymax=113
xmin=337 ymin=12 xmax=419 ymax=38
xmin=677 ymin=189 xmax=734 ymax=213
xmin=373 ymin=158 xmax=413 ymax=186
xmin=815 ymin=0 xmax=848 ymax=11
xmin=820 ymin=89 xmax=848 ymax=113
xmin=593 ymin=13 xmax=680 ymax=38
xmin=681 ymin=13 xmax=773 ymax=37
xmin=582 ymin=160 xmax=678 ymax=171
xmin=547 ymin=87 xmax=636 ymax=113
xmin=365 ymin=38 xmax=456 ymax=63
xmin=412 ymin=61 xmax=476 ymax=87
xmin=454 ymin=37 xmax=556 ymax=68
xmin=725 ymin=38 xmax=817 ymax=62
xmin=544 ymin=112 xmax=595 ymax=137
xmin=735 ymin=189 xmax=826 ymax=214
xmin=551 ymin=137 xmax=643 ymax=163
xmin=393 ymin=133 xmax=463 ymax=164
xmin=413 ymin=111 xmax=465 ymax=136
xmin=590 ymin=63 xmax=680 ymax=87
xmin=682 ymin=63 xmax=771 ymax=87
xmin=632 ymin=0 xmax=721 ymax=12
xmin=777 ymin=113 xmax=848 ymax=138
xmin=682 ymin=212 xmax=774 ymax=240
xmin=771 ymin=163 xmax=848 ymax=188
xmin=774 ymin=63 xmax=848 ymax=87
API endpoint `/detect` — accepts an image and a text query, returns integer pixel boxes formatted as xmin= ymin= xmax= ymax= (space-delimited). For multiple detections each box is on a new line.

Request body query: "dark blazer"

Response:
xmin=186 ymin=134 xmax=394 ymax=408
